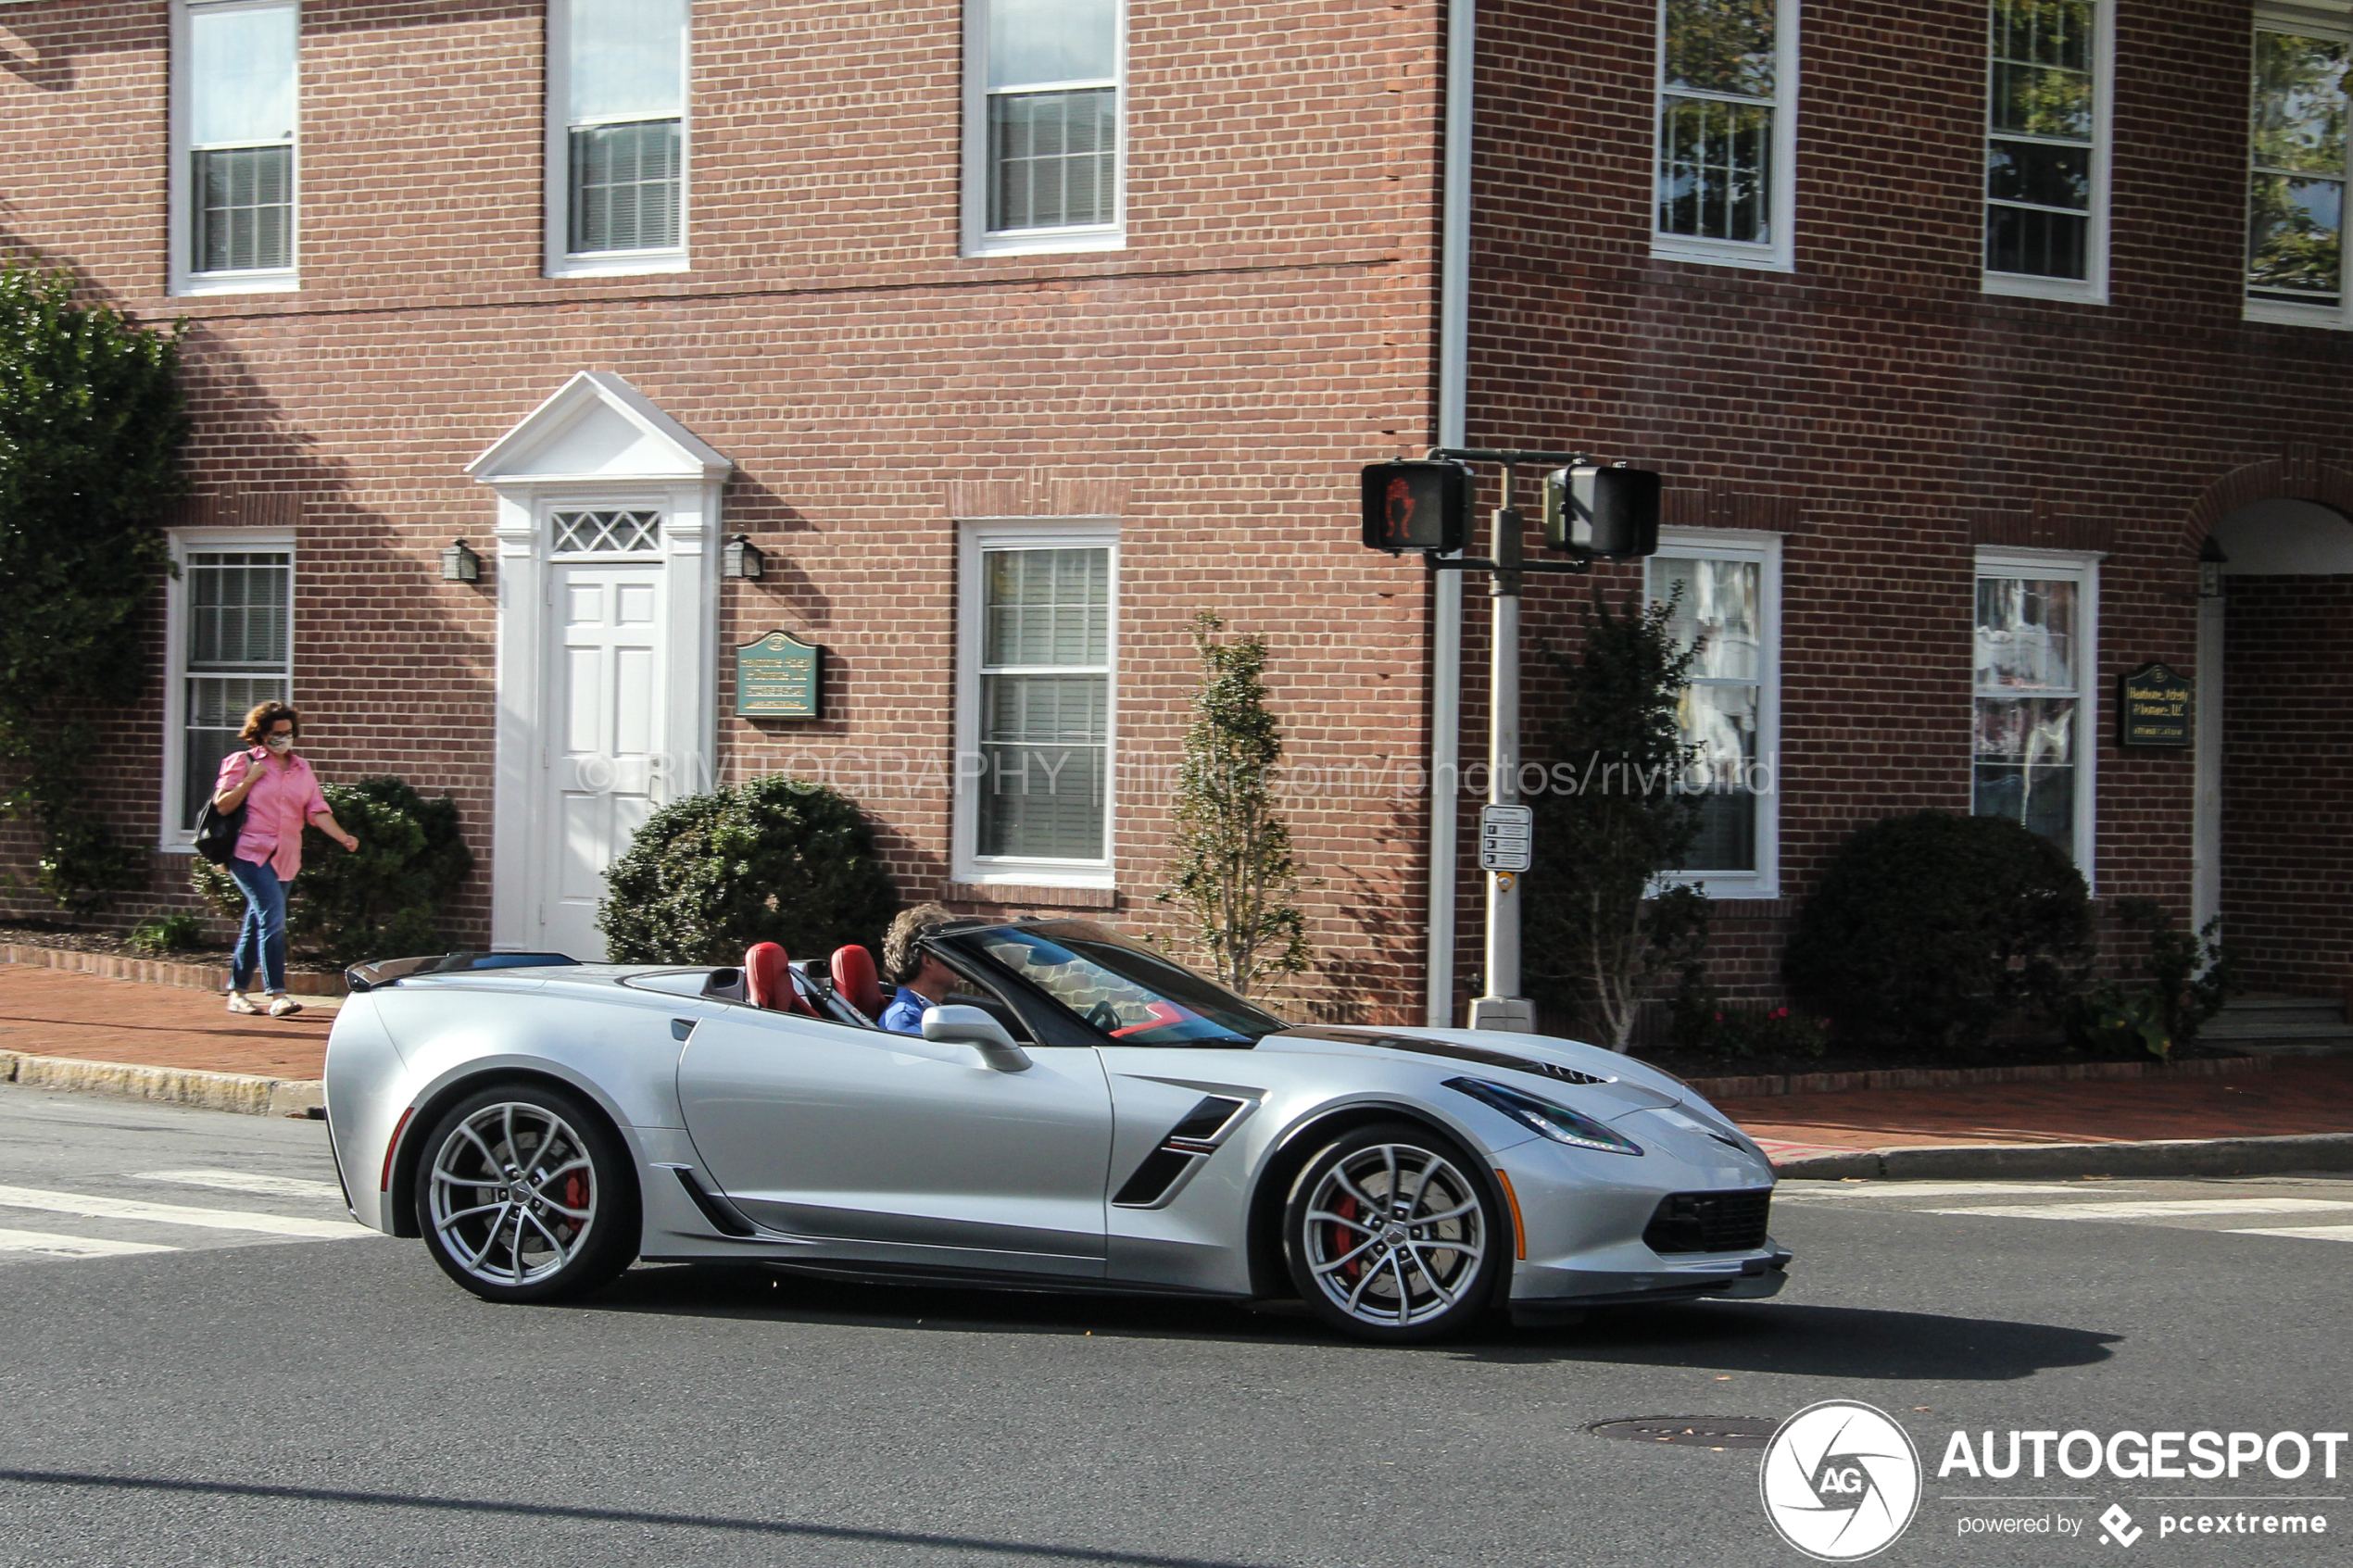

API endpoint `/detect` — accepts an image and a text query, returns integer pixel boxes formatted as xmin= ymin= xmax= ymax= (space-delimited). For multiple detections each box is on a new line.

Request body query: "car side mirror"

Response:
xmin=922 ymin=1004 xmax=1033 ymax=1073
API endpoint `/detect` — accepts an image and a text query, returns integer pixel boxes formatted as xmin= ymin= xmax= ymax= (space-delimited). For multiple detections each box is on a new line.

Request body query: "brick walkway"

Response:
xmin=1725 ymin=1058 xmax=2353 ymax=1158
xmin=0 ymin=962 xmax=333 ymax=1080
xmin=4 ymin=961 xmax=2352 ymax=1153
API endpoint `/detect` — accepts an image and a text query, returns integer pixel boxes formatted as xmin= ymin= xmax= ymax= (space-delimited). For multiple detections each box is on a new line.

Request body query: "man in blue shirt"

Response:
xmin=878 ymin=902 xmax=958 ymax=1036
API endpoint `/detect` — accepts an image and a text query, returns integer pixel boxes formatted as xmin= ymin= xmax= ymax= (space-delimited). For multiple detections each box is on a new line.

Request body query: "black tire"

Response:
xmin=1281 ymin=1121 xmax=1504 ymax=1344
xmin=414 ymin=1083 xmax=639 ymax=1304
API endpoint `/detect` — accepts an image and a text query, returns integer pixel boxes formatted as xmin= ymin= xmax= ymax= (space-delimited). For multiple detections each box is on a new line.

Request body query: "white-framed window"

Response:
xmin=169 ymin=0 xmax=299 ymax=296
xmin=2247 ymin=6 xmax=2353 ymax=327
xmin=953 ymin=521 xmax=1118 ymax=886
xmin=1653 ymin=0 xmax=1799 ymax=271
xmin=547 ymin=0 xmax=688 ymax=278
xmin=159 ymin=527 xmax=296 ymax=849
xmin=963 ymin=0 xmax=1126 ymax=257
xmin=1983 ymin=0 xmax=2113 ymax=301
xmin=1973 ymin=547 xmax=2099 ymax=875
xmin=1650 ymin=529 xmax=1781 ymax=897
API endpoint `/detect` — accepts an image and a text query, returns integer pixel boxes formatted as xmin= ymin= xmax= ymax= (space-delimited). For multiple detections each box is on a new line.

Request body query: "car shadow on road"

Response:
xmin=577 ymin=1265 xmax=2120 ymax=1378
xmin=1460 ymin=1300 xmax=2121 ymax=1379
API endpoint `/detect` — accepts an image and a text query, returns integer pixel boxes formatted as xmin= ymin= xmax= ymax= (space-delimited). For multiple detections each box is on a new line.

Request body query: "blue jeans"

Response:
xmin=225 ymin=854 xmax=290 ymax=995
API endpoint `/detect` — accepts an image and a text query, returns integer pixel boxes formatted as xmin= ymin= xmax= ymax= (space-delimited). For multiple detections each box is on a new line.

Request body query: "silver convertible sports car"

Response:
xmin=324 ymin=919 xmax=1789 ymax=1342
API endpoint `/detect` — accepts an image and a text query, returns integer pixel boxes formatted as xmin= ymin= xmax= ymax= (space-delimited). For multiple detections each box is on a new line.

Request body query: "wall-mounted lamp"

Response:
xmin=441 ymin=538 xmax=482 ymax=583
xmin=723 ymin=533 xmax=766 ymax=580
xmin=2197 ymin=535 xmax=2227 ymax=598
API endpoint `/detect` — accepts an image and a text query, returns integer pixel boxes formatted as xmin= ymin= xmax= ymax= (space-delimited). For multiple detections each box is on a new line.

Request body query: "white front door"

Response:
xmin=541 ymin=560 xmax=666 ymax=960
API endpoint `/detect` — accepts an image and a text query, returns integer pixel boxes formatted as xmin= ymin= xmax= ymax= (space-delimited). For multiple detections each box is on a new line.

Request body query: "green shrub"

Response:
xmin=126 ymin=911 xmax=205 ymax=955
xmin=190 ymin=778 xmax=472 ymax=964
xmin=290 ymin=778 xmax=473 ymax=964
xmin=2065 ymin=898 xmax=2242 ymax=1061
xmin=1783 ymin=810 xmax=2092 ymax=1051
xmin=598 ymin=774 xmax=900 ymax=964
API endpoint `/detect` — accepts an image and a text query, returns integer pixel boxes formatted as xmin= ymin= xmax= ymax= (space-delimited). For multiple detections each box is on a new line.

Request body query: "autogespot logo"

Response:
xmin=1760 ymin=1399 xmax=1924 ymax=1562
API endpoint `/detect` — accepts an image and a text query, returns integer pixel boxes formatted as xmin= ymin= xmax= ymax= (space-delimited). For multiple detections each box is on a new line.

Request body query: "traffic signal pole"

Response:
xmin=1418 ymin=447 xmax=1593 ymax=1032
xmin=1474 ymin=468 xmax=1532 ymax=1032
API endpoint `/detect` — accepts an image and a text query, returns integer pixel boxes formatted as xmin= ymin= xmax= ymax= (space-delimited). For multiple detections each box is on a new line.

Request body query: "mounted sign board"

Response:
xmin=1478 ymin=804 xmax=1533 ymax=872
xmin=736 ymin=630 xmax=823 ymax=719
xmin=1360 ymin=460 xmax=1470 ymax=554
xmin=2117 ymin=661 xmax=2192 ymax=747
xmin=1542 ymin=464 xmax=1662 ymax=558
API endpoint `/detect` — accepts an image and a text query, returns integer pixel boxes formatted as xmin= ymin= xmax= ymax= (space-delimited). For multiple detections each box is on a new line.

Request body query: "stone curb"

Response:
xmin=0 ymin=942 xmax=346 ymax=997
xmin=1687 ymin=1053 xmax=2270 ymax=1102
xmin=0 ymin=1049 xmax=324 ymax=1119
xmin=1773 ymin=1131 xmax=2353 ymax=1181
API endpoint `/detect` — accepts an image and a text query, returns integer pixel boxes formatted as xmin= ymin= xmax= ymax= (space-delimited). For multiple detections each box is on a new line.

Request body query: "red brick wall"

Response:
xmin=2221 ymin=577 xmax=2353 ymax=997
xmin=0 ymin=0 xmax=1449 ymax=1023
xmin=1445 ymin=0 xmax=2350 ymax=1016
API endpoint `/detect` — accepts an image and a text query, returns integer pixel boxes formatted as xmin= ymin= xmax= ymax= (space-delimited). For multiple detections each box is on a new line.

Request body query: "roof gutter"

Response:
xmin=1426 ymin=0 xmax=1475 ymax=1027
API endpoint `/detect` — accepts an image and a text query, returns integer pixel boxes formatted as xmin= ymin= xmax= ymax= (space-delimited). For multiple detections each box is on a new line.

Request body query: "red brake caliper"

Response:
xmin=1332 ymin=1195 xmax=1360 ymax=1286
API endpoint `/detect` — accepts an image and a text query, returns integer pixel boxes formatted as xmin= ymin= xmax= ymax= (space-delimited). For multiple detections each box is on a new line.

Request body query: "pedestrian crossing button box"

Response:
xmin=1543 ymin=464 xmax=1661 ymax=558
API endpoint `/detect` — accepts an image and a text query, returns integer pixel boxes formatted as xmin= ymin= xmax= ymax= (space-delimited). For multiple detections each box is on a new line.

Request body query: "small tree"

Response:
xmin=1155 ymin=612 xmax=1311 ymax=997
xmin=1522 ymin=590 xmax=1708 ymax=1051
xmin=0 ymin=262 xmax=188 ymax=911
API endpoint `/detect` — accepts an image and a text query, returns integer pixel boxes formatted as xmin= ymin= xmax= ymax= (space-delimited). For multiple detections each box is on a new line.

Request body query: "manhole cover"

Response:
xmin=1587 ymin=1416 xmax=1780 ymax=1449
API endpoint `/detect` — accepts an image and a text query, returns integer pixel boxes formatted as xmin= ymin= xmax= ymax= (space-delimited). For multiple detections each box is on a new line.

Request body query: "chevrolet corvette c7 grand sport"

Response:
xmin=323 ymin=918 xmax=1788 ymax=1342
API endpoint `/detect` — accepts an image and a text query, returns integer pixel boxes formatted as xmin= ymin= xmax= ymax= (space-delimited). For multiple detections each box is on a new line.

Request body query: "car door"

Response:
xmin=674 ymin=1005 xmax=1113 ymax=1275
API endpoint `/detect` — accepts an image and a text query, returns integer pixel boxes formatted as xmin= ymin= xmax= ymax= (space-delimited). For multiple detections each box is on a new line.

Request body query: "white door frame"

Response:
xmin=467 ymin=373 xmax=732 ymax=954
xmin=2192 ymin=594 xmax=2224 ymax=935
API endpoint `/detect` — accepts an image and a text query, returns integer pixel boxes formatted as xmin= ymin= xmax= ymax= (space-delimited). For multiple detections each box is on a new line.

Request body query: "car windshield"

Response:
xmin=953 ymin=922 xmax=1289 ymax=1046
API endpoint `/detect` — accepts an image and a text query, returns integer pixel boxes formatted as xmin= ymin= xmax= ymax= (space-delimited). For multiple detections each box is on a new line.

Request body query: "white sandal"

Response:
xmin=226 ymin=993 xmax=260 ymax=1015
xmin=266 ymin=995 xmax=303 ymax=1018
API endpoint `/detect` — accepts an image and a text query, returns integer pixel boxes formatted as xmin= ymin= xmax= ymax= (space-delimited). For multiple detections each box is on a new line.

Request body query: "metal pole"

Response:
xmin=1469 ymin=470 xmax=1534 ymax=1033
xmin=1426 ymin=0 xmax=1477 ymax=1030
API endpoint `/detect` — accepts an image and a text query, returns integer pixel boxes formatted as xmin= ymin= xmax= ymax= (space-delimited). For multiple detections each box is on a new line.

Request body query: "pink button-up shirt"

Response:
xmin=215 ymin=747 xmax=331 ymax=881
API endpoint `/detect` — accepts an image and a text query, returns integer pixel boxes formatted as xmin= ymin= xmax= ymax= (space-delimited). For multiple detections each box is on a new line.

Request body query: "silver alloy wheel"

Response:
xmin=427 ymin=1100 xmax=598 ymax=1287
xmin=1300 ymin=1141 xmax=1487 ymax=1327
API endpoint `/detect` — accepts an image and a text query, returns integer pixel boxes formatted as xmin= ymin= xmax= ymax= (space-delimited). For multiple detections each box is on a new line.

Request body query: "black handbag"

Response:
xmin=194 ymin=797 xmax=247 ymax=865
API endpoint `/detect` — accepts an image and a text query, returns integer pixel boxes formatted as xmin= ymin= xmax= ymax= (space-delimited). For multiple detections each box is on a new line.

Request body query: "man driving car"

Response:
xmin=877 ymin=903 xmax=960 ymax=1036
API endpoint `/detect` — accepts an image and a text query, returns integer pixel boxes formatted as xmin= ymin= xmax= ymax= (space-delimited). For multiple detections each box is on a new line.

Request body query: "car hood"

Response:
xmin=1261 ymin=1024 xmax=1689 ymax=1116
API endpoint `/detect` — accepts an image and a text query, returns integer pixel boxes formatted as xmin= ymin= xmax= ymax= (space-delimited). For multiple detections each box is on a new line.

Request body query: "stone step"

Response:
xmin=2211 ymin=997 xmax=2344 ymax=1027
xmin=2198 ymin=1023 xmax=2353 ymax=1056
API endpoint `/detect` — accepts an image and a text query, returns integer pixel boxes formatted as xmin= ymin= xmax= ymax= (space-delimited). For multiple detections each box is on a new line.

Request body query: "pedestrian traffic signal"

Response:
xmin=1361 ymin=461 xmax=1470 ymax=555
xmin=1542 ymin=464 xmax=1660 ymax=558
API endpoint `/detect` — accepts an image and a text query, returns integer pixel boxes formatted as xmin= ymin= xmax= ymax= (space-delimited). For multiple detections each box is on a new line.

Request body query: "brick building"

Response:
xmin=0 ymin=0 xmax=2346 ymax=1027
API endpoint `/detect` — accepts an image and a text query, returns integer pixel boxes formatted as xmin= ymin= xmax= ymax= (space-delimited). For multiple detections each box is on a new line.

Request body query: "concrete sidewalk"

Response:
xmin=3 ymin=960 xmax=2351 ymax=1177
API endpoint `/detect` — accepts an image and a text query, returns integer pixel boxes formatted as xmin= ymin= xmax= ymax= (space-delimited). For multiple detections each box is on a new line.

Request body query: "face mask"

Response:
xmin=264 ymin=734 xmax=295 ymax=752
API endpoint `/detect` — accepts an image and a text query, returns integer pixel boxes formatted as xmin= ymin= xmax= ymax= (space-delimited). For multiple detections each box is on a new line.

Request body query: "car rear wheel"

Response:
xmin=1282 ymin=1122 xmax=1503 ymax=1343
xmin=415 ymin=1085 xmax=638 ymax=1304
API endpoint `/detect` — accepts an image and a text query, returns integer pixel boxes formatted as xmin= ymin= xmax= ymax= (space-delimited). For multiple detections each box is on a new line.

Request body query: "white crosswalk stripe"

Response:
xmin=2226 ymin=1223 xmax=2353 ymax=1242
xmin=1922 ymin=1198 xmax=2353 ymax=1222
xmin=0 ymin=1184 xmax=368 ymax=1239
xmin=131 ymin=1168 xmax=346 ymax=1202
xmin=0 ymin=1227 xmax=179 ymax=1259
xmin=1776 ymin=1182 xmax=2100 ymax=1202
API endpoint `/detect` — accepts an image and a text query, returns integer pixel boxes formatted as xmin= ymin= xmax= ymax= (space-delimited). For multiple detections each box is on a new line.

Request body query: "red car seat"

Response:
xmin=829 ymin=945 xmax=883 ymax=1018
xmin=744 ymin=942 xmax=796 ymax=1012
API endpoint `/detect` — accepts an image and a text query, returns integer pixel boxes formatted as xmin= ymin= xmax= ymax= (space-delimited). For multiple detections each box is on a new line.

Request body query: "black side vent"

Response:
xmin=1643 ymin=1189 xmax=1772 ymax=1255
xmin=672 ymin=1167 xmax=756 ymax=1237
xmin=1112 ymin=1096 xmax=1249 ymax=1208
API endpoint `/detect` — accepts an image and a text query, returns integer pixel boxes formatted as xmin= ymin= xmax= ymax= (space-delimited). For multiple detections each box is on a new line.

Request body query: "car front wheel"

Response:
xmin=416 ymin=1085 xmax=638 ymax=1304
xmin=1282 ymin=1122 xmax=1504 ymax=1343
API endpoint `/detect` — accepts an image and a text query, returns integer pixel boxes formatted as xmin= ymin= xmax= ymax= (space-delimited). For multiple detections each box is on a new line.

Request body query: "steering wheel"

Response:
xmin=1083 ymin=1000 xmax=1124 ymax=1033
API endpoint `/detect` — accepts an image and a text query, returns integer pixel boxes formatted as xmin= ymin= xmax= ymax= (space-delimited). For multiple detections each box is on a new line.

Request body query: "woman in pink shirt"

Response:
xmin=211 ymin=701 xmax=358 ymax=1017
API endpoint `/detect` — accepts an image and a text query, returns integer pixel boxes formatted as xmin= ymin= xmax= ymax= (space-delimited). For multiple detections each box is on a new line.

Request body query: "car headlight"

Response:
xmin=1445 ymin=1077 xmax=1643 ymax=1156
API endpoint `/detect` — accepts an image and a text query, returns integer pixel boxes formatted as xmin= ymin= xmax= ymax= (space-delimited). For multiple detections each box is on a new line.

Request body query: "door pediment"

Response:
xmin=469 ymin=371 xmax=731 ymax=485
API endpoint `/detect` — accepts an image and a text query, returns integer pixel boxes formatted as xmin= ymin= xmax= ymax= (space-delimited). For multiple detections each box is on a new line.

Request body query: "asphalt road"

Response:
xmin=0 ymin=1080 xmax=2347 ymax=1568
